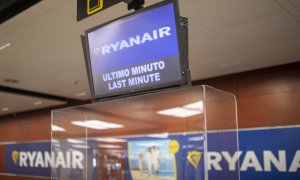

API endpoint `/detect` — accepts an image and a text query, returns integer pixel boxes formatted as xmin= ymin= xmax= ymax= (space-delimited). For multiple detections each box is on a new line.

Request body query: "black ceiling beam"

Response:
xmin=0 ymin=0 xmax=41 ymax=24
xmin=0 ymin=85 xmax=85 ymax=103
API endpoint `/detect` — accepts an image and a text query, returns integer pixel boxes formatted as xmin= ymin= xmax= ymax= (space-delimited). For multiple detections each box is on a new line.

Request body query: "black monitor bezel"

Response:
xmin=83 ymin=0 xmax=188 ymax=101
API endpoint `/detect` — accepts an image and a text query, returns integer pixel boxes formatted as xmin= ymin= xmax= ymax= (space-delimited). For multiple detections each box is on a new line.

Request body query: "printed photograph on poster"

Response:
xmin=128 ymin=139 xmax=176 ymax=179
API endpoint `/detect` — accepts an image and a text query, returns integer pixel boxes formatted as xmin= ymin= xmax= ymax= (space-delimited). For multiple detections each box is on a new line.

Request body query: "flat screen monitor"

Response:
xmin=83 ymin=0 xmax=188 ymax=100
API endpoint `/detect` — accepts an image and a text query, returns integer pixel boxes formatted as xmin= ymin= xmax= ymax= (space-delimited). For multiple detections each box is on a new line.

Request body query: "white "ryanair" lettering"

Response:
xmin=98 ymin=26 xmax=172 ymax=55
xmin=207 ymin=150 xmax=300 ymax=172
xmin=17 ymin=151 xmax=84 ymax=169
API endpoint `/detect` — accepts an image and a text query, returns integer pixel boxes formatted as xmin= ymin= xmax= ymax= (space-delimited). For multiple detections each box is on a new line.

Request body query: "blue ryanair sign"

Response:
xmin=237 ymin=126 xmax=300 ymax=180
xmin=5 ymin=142 xmax=52 ymax=177
xmin=2 ymin=126 xmax=300 ymax=179
xmin=9 ymin=148 xmax=84 ymax=170
xmin=208 ymin=127 xmax=300 ymax=180
xmin=4 ymin=141 xmax=87 ymax=178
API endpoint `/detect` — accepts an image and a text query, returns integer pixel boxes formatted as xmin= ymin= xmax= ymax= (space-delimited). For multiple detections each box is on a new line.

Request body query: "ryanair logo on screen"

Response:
xmin=92 ymin=26 xmax=172 ymax=56
xmin=10 ymin=150 xmax=84 ymax=169
xmin=87 ymin=0 xmax=103 ymax=15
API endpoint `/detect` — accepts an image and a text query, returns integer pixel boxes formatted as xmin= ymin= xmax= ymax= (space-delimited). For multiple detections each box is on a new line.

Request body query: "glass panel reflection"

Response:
xmin=51 ymin=85 xmax=239 ymax=180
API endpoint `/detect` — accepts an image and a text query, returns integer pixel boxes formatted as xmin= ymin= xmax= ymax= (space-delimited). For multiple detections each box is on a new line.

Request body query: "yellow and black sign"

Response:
xmin=77 ymin=0 xmax=122 ymax=21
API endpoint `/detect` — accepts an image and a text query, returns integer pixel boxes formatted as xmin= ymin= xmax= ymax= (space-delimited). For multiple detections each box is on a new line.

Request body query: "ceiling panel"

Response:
xmin=0 ymin=92 xmax=66 ymax=116
xmin=289 ymin=0 xmax=300 ymax=11
xmin=191 ymin=52 xmax=248 ymax=79
xmin=244 ymin=38 xmax=300 ymax=65
xmin=220 ymin=14 xmax=300 ymax=49
xmin=180 ymin=0 xmax=286 ymax=31
xmin=188 ymin=22 xmax=238 ymax=61
xmin=0 ymin=0 xmax=300 ymax=116
xmin=0 ymin=6 xmax=90 ymax=100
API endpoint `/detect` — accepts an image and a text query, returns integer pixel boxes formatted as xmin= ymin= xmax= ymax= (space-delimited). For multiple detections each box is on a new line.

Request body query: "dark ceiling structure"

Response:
xmin=0 ymin=0 xmax=41 ymax=24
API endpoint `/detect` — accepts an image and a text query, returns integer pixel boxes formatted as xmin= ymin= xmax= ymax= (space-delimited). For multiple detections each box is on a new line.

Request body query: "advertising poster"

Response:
xmin=128 ymin=139 xmax=176 ymax=179
xmin=126 ymin=134 xmax=205 ymax=180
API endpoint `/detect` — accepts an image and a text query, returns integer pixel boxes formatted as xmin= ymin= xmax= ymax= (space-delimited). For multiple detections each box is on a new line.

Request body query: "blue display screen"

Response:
xmin=86 ymin=1 xmax=183 ymax=98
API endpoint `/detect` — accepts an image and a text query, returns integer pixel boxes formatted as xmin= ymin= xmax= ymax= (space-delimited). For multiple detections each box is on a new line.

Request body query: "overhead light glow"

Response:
xmin=52 ymin=125 xmax=65 ymax=132
xmin=157 ymin=107 xmax=187 ymax=116
xmin=67 ymin=138 xmax=85 ymax=144
xmin=157 ymin=107 xmax=200 ymax=118
xmin=94 ymin=137 xmax=126 ymax=143
xmin=157 ymin=101 xmax=203 ymax=118
xmin=52 ymin=139 xmax=59 ymax=143
xmin=147 ymin=133 xmax=169 ymax=138
xmin=98 ymin=144 xmax=122 ymax=149
xmin=75 ymin=92 xmax=86 ymax=97
xmin=172 ymin=109 xmax=201 ymax=118
xmin=106 ymin=149 xmax=125 ymax=153
xmin=33 ymin=101 xmax=42 ymax=106
xmin=184 ymin=101 xmax=203 ymax=110
xmin=71 ymin=144 xmax=90 ymax=149
xmin=0 ymin=43 xmax=11 ymax=51
xmin=71 ymin=120 xmax=124 ymax=130
xmin=72 ymin=121 xmax=107 ymax=129
xmin=1 ymin=107 xmax=9 ymax=112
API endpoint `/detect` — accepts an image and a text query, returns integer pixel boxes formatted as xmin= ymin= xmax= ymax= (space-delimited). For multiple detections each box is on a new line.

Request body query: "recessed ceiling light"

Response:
xmin=71 ymin=120 xmax=124 ymax=130
xmin=75 ymin=92 xmax=86 ymax=97
xmin=173 ymin=109 xmax=201 ymax=118
xmin=184 ymin=101 xmax=203 ymax=110
xmin=157 ymin=107 xmax=187 ymax=116
xmin=94 ymin=137 xmax=126 ymax=143
xmin=1 ymin=107 xmax=9 ymax=112
xmin=52 ymin=125 xmax=65 ymax=132
xmin=71 ymin=145 xmax=90 ymax=149
xmin=0 ymin=43 xmax=11 ymax=51
xmin=147 ymin=133 xmax=169 ymax=138
xmin=33 ymin=101 xmax=42 ymax=105
xmin=3 ymin=78 xmax=19 ymax=83
xmin=67 ymin=138 xmax=85 ymax=144
xmin=157 ymin=101 xmax=203 ymax=118
xmin=157 ymin=107 xmax=200 ymax=118
xmin=72 ymin=121 xmax=108 ymax=130
xmin=98 ymin=144 xmax=122 ymax=149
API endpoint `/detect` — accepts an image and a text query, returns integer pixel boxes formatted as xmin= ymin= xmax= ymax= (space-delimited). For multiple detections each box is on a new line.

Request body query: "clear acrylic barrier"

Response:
xmin=51 ymin=85 xmax=239 ymax=180
xmin=203 ymin=86 xmax=240 ymax=180
xmin=51 ymin=110 xmax=88 ymax=179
